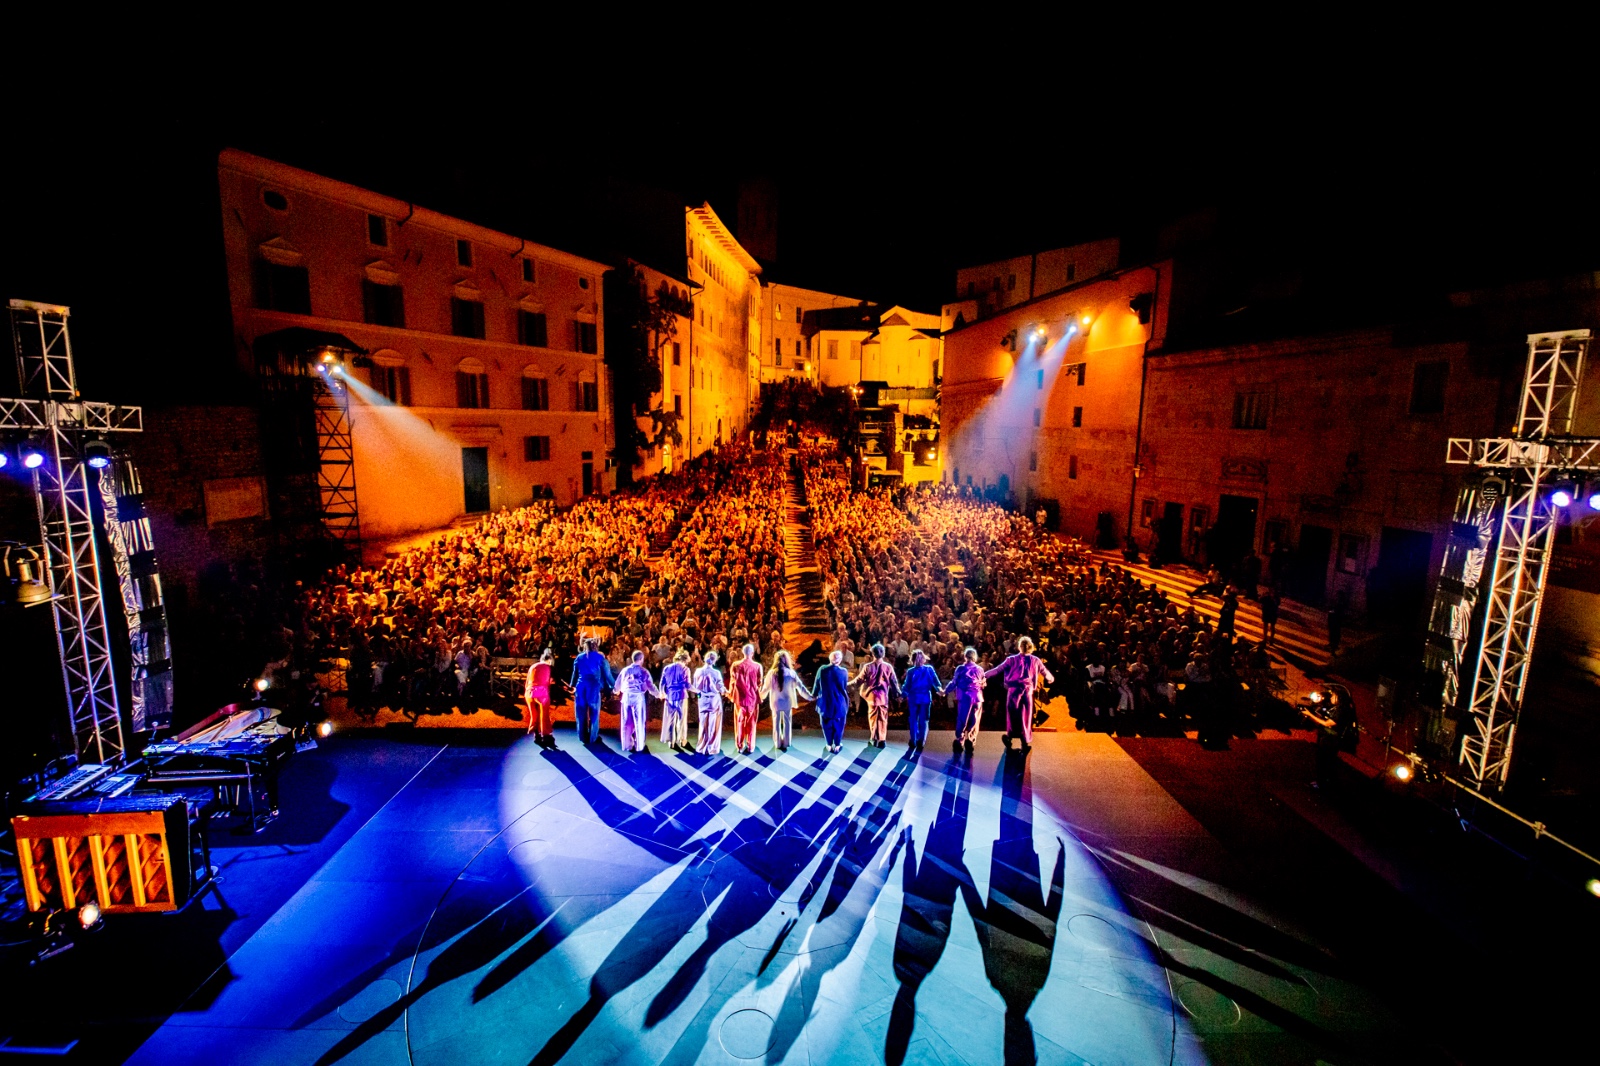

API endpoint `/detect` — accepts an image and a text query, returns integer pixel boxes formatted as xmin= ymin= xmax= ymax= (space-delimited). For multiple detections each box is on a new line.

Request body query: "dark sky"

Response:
xmin=4 ymin=64 xmax=1597 ymax=400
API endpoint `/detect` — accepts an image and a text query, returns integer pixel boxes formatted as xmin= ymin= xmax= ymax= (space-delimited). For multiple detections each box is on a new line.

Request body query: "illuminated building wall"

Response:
xmin=942 ymin=264 xmax=1168 ymax=542
xmin=217 ymin=150 xmax=612 ymax=536
xmin=951 ymin=238 xmax=1121 ymax=322
xmin=684 ymin=204 xmax=762 ymax=458
xmin=627 ymin=261 xmax=695 ymax=480
xmin=758 ymin=282 xmax=863 ymax=385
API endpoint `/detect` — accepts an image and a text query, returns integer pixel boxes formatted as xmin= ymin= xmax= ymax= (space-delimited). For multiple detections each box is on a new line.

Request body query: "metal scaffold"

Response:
xmin=5 ymin=301 xmax=151 ymax=764
xmin=1434 ymin=329 xmax=1600 ymax=790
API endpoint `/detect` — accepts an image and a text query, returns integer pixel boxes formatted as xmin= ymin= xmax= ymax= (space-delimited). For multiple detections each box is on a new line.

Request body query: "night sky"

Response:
xmin=4 ymin=72 xmax=1596 ymax=401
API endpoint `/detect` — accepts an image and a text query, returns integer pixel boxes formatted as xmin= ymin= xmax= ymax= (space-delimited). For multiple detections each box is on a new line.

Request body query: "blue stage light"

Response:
xmin=21 ymin=440 xmax=45 ymax=469
xmin=1589 ymin=491 xmax=1600 ymax=510
xmin=1551 ymin=489 xmax=1572 ymax=507
xmin=84 ymin=439 xmax=112 ymax=469
xmin=0 ymin=451 xmax=8 ymax=469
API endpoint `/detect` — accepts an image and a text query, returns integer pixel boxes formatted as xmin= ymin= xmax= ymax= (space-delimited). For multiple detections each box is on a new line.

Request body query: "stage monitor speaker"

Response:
xmin=12 ymin=796 xmax=192 ymax=915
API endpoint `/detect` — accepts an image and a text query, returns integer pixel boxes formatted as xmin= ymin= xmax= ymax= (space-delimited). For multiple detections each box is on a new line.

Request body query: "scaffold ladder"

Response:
xmin=1440 ymin=329 xmax=1600 ymax=790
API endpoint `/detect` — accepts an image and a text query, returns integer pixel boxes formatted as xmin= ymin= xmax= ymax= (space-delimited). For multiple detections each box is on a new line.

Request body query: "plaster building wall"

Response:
xmin=943 ymin=264 xmax=1169 ymax=543
xmin=217 ymin=150 xmax=613 ymax=536
xmin=758 ymin=282 xmax=862 ymax=385
xmin=954 ymin=238 xmax=1121 ymax=320
xmin=685 ymin=204 xmax=762 ymax=458
xmin=1135 ymin=329 xmax=1512 ymax=615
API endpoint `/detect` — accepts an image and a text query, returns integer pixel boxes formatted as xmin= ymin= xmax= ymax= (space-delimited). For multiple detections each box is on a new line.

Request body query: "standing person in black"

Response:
xmin=1327 ymin=591 xmax=1348 ymax=655
xmin=1217 ymin=587 xmax=1239 ymax=637
xmin=1259 ymin=586 xmax=1281 ymax=646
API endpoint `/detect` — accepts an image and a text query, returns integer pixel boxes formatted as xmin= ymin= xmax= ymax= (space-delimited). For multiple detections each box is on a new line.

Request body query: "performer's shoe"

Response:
xmin=1001 ymin=735 xmax=1013 ymax=749
xmin=963 ymin=739 xmax=975 ymax=753
xmin=952 ymin=739 xmax=963 ymax=753
xmin=1020 ymin=743 xmax=1032 ymax=753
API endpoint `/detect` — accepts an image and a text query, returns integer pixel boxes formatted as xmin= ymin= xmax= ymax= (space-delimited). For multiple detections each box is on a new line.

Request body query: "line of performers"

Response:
xmin=522 ymin=636 xmax=1055 ymax=757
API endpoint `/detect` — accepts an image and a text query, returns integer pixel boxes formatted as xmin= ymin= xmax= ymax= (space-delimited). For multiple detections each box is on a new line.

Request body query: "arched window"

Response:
xmin=456 ymin=357 xmax=490 ymax=409
xmin=370 ymin=349 xmax=411 ymax=406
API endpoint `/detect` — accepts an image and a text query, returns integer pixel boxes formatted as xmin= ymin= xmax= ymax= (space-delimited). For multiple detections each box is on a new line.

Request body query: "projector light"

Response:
xmin=22 ymin=439 xmax=46 ymax=469
xmin=78 ymin=900 xmax=103 ymax=931
xmin=1551 ymin=489 xmax=1572 ymax=507
xmin=84 ymin=439 xmax=112 ymax=469
xmin=1590 ymin=492 xmax=1600 ymax=510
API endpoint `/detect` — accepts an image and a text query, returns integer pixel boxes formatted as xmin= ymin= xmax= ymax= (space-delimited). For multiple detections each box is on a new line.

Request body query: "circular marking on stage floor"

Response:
xmin=719 ymin=1008 xmax=776 ymax=1059
xmin=338 ymin=978 xmax=402 ymax=1023
xmin=509 ymin=838 xmax=548 ymax=864
xmin=1173 ymin=977 xmax=1242 ymax=1027
xmin=1068 ymin=912 xmax=1125 ymax=950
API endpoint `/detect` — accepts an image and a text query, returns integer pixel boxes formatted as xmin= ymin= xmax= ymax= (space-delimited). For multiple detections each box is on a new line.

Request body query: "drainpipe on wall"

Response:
xmin=1126 ymin=263 xmax=1164 ymax=552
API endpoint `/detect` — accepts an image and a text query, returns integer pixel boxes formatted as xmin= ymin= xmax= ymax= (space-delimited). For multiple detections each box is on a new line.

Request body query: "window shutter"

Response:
xmin=398 ymin=367 xmax=412 ymax=406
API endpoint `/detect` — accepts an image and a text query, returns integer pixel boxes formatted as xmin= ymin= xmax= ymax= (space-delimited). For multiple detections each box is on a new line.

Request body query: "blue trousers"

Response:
xmin=907 ymin=698 xmax=932 ymax=745
xmin=574 ymin=683 xmax=602 ymax=743
xmin=819 ymin=699 xmax=848 ymax=746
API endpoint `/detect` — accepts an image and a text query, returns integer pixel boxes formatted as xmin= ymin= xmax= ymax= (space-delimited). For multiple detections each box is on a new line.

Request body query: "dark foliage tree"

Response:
xmin=603 ymin=264 xmax=692 ymax=485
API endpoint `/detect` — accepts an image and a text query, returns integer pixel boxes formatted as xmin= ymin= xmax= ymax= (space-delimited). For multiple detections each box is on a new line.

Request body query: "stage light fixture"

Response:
xmin=84 ymin=439 xmax=112 ymax=469
xmin=77 ymin=900 xmax=103 ymax=931
xmin=1392 ymin=764 xmax=1413 ymax=782
xmin=1551 ymin=489 xmax=1572 ymax=507
xmin=1586 ymin=878 xmax=1600 ymax=898
xmin=255 ymin=678 xmax=270 ymax=693
xmin=317 ymin=721 xmax=334 ymax=738
xmin=0 ymin=450 xmax=8 ymax=469
xmin=1589 ymin=492 xmax=1600 ymax=510
xmin=1080 ymin=314 xmax=1093 ymax=326
xmin=21 ymin=439 xmax=45 ymax=469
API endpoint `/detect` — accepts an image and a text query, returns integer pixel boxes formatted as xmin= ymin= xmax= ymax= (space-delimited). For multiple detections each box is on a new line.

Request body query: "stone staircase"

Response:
xmin=781 ymin=456 xmax=832 ymax=654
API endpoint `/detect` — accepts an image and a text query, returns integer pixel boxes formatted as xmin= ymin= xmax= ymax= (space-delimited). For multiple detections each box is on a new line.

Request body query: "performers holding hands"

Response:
xmin=614 ymin=650 xmax=665 ymax=753
xmin=901 ymin=650 xmax=944 ymax=753
xmin=949 ymin=647 xmax=986 ymax=754
xmin=985 ymin=636 xmax=1053 ymax=753
xmin=853 ymin=643 xmax=902 ymax=750
xmin=761 ymin=650 xmax=812 ymax=753
xmin=692 ymin=651 xmax=727 ymax=754
xmin=729 ymin=644 xmax=764 ymax=756
xmin=659 ymin=650 xmax=693 ymax=751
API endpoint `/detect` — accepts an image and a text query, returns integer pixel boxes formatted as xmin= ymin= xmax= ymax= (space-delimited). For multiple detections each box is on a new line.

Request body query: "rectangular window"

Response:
xmin=1007 ymin=273 xmax=1016 ymax=291
xmin=524 ymin=435 xmax=551 ymax=461
xmin=1032 ymin=408 xmax=1041 ymax=427
xmin=1338 ymin=533 xmax=1366 ymax=575
xmin=1072 ymin=406 xmax=1083 ymax=427
xmin=1069 ymin=455 xmax=1078 ymax=479
xmin=456 ymin=371 xmax=490 ymax=408
xmin=672 ymin=341 xmax=681 ymax=366
xmin=522 ymin=259 xmax=535 ymax=283
xmin=827 ymin=339 xmax=839 ymax=360
xmin=521 ymin=377 xmax=549 ymax=410
xmin=457 ymin=239 xmax=473 ymax=267
xmin=376 ymin=366 xmax=411 ymax=406
xmin=574 ymin=321 xmax=598 ymax=354
xmin=1029 ymin=451 xmax=1038 ymax=472
xmin=452 ymin=298 xmax=486 ymax=339
xmin=1232 ymin=390 xmax=1270 ymax=429
xmin=1141 ymin=498 xmax=1156 ymax=526
xmin=1036 ymin=369 xmax=1045 ymax=390
xmin=774 ymin=337 xmax=783 ymax=366
xmin=673 ymin=394 xmax=682 ymax=415
xmin=1410 ymin=361 xmax=1449 ymax=415
xmin=966 ymin=281 xmax=975 ymax=296
xmin=578 ymin=380 xmax=599 ymax=412
xmin=253 ymin=262 xmax=311 ymax=314
xmin=362 ymin=280 xmax=405 ymax=328
xmin=368 ymin=214 xmax=388 ymax=246
xmin=1067 ymin=263 xmax=1076 ymax=282
xmin=518 ymin=310 xmax=548 ymax=347
xmin=795 ymin=339 xmax=802 ymax=357
xmin=1063 ymin=362 xmax=1086 ymax=386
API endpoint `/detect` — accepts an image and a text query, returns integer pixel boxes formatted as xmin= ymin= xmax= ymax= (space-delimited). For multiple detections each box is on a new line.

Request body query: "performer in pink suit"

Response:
xmin=853 ymin=643 xmax=902 ymax=750
xmin=729 ymin=643 xmax=764 ymax=755
xmin=984 ymin=636 xmax=1053 ymax=752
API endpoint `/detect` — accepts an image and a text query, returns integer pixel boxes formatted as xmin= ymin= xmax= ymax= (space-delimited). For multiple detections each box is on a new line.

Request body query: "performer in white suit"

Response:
xmin=613 ymin=650 xmax=664 ymax=753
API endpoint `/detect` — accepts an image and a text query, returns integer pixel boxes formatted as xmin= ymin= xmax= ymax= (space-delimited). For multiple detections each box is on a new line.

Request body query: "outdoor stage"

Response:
xmin=121 ymin=729 xmax=1413 ymax=1066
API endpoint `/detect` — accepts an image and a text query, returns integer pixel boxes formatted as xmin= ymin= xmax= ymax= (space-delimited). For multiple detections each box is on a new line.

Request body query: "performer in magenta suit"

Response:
xmin=984 ymin=636 xmax=1053 ymax=752
xmin=949 ymin=647 xmax=986 ymax=754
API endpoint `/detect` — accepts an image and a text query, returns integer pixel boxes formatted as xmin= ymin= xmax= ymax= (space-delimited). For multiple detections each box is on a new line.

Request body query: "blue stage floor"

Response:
xmin=121 ymin=729 xmax=1423 ymax=1065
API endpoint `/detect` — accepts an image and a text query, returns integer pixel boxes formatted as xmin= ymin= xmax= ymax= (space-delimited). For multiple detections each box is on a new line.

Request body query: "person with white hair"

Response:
xmin=692 ymin=650 xmax=726 ymax=755
xmin=613 ymin=649 xmax=664 ymax=753
xmin=900 ymin=649 xmax=944 ymax=753
xmin=566 ymin=636 xmax=614 ymax=746
xmin=760 ymin=649 xmax=812 ymax=752
xmin=984 ymin=635 xmax=1054 ymax=752
xmin=949 ymin=647 xmax=986 ymax=753
xmin=852 ymin=642 xmax=902 ymax=750
xmin=811 ymin=649 xmax=852 ymax=753
xmin=729 ymin=643 xmax=764 ymax=755
xmin=658 ymin=648 xmax=693 ymax=750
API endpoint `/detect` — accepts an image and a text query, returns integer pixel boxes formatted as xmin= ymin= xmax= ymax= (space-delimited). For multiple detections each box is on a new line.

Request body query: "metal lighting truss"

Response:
xmin=1443 ymin=329 xmax=1600 ymax=790
xmin=6 ymin=300 xmax=144 ymax=764
xmin=314 ymin=366 xmax=360 ymax=546
xmin=99 ymin=458 xmax=173 ymax=733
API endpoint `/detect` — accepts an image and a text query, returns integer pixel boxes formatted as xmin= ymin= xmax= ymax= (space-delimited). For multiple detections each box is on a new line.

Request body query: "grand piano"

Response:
xmin=141 ymin=704 xmax=294 ymax=831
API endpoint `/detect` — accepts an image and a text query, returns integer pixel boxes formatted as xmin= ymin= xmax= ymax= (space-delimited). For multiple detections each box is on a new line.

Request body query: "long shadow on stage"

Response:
xmin=311 ymin=741 xmax=1100 ymax=1066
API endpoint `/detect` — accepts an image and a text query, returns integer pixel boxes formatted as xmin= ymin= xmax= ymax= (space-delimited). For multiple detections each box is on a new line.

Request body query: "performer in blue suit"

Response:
xmin=901 ymin=649 xmax=944 ymax=753
xmin=811 ymin=649 xmax=852 ymax=754
xmin=567 ymin=636 xmax=614 ymax=745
